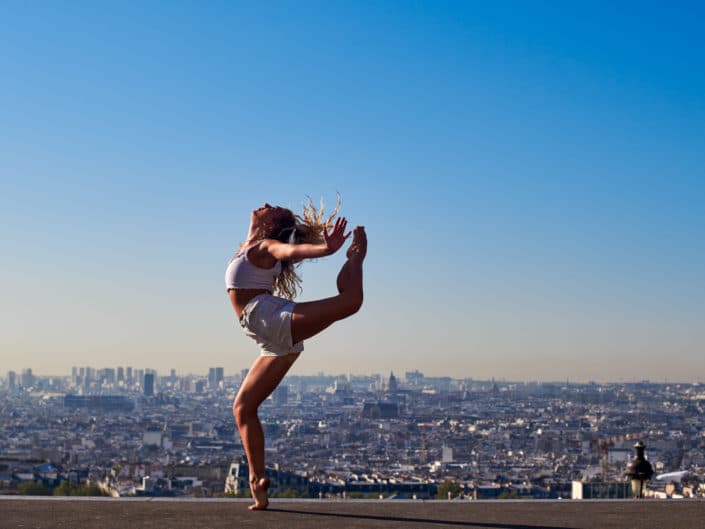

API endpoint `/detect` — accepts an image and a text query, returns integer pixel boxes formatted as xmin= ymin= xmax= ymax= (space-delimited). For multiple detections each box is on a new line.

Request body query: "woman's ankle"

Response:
xmin=250 ymin=474 xmax=269 ymax=487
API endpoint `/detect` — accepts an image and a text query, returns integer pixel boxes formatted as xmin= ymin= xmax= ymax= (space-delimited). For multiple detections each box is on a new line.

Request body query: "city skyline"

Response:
xmin=5 ymin=364 xmax=705 ymax=385
xmin=2 ymin=2 xmax=704 ymax=381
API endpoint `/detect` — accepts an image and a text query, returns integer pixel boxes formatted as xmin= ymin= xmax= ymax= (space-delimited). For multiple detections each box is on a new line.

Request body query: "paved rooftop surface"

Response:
xmin=1 ymin=497 xmax=703 ymax=529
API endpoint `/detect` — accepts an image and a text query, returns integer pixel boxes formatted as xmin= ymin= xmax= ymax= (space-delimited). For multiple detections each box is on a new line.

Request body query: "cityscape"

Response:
xmin=2 ymin=367 xmax=705 ymax=500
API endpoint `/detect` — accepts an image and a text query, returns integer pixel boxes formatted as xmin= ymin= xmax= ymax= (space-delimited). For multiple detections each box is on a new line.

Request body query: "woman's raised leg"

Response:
xmin=233 ymin=352 xmax=299 ymax=510
xmin=291 ymin=226 xmax=366 ymax=344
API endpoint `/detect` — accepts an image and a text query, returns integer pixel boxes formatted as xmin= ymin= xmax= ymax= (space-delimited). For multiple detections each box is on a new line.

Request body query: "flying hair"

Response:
xmin=292 ymin=194 xmax=341 ymax=245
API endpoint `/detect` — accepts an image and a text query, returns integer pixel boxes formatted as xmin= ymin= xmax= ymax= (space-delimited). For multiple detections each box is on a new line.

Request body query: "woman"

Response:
xmin=225 ymin=199 xmax=366 ymax=510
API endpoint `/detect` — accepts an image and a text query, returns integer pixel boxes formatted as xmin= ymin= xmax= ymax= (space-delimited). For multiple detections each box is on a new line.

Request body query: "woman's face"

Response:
xmin=252 ymin=203 xmax=274 ymax=220
xmin=251 ymin=203 xmax=292 ymax=231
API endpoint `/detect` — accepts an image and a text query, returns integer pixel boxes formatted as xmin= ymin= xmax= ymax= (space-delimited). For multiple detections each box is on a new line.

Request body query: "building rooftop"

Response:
xmin=1 ymin=497 xmax=702 ymax=529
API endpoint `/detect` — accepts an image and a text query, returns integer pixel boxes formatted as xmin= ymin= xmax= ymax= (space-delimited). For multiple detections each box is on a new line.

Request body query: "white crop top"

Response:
xmin=225 ymin=242 xmax=282 ymax=291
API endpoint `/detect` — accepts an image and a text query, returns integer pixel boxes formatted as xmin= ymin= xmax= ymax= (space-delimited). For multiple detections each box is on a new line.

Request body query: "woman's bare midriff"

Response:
xmin=229 ymin=288 xmax=271 ymax=319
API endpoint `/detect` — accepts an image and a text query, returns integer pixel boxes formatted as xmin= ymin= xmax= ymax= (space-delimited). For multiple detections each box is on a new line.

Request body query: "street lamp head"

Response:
xmin=625 ymin=441 xmax=654 ymax=498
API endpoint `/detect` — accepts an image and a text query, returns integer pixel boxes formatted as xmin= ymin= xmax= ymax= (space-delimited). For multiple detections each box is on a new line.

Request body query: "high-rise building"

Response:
xmin=21 ymin=369 xmax=34 ymax=388
xmin=117 ymin=367 xmax=125 ymax=383
xmin=208 ymin=367 xmax=224 ymax=389
xmin=143 ymin=373 xmax=155 ymax=397
xmin=98 ymin=368 xmax=116 ymax=385
xmin=8 ymin=371 xmax=16 ymax=391
xmin=83 ymin=367 xmax=92 ymax=390
xmin=405 ymin=370 xmax=424 ymax=386
xmin=170 ymin=369 xmax=176 ymax=385
xmin=126 ymin=367 xmax=133 ymax=384
xmin=84 ymin=367 xmax=94 ymax=387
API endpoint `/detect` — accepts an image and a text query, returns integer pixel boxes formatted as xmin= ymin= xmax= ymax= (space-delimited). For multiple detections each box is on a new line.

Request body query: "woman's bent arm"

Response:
xmin=262 ymin=241 xmax=331 ymax=261
xmin=261 ymin=216 xmax=350 ymax=261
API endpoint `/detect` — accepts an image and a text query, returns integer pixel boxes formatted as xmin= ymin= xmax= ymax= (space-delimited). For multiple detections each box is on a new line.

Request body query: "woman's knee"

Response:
xmin=343 ymin=290 xmax=363 ymax=316
xmin=232 ymin=397 xmax=256 ymax=426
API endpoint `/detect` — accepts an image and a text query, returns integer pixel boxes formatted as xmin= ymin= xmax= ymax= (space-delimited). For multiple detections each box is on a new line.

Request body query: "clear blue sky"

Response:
xmin=2 ymin=1 xmax=704 ymax=381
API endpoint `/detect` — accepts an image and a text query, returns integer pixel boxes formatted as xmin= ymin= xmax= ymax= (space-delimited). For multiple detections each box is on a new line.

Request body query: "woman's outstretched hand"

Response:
xmin=323 ymin=217 xmax=351 ymax=255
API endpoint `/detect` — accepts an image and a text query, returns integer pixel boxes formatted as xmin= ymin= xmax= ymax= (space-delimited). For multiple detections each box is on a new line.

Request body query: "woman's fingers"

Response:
xmin=330 ymin=217 xmax=347 ymax=236
xmin=324 ymin=218 xmax=351 ymax=252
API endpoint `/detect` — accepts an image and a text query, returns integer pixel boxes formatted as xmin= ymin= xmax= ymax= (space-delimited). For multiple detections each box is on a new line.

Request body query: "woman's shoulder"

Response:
xmin=237 ymin=240 xmax=264 ymax=256
xmin=248 ymin=240 xmax=280 ymax=268
xmin=258 ymin=238 xmax=292 ymax=252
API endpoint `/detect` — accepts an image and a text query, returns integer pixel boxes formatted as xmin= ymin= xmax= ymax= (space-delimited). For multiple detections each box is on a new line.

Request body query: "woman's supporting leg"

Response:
xmin=291 ymin=226 xmax=366 ymax=344
xmin=233 ymin=352 xmax=300 ymax=509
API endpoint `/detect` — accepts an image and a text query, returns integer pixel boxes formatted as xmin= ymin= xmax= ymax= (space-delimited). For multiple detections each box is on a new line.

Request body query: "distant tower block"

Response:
xmin=143 ymin=373 xmax=155 ymax=397
xmin=208 ymin=367 xmax=224 ymax=389
xmin=21 ymin=368 xmax=34 ymax=388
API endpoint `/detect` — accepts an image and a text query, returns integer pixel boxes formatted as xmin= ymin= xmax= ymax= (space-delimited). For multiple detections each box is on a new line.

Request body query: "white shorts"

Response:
xmin=239 ymin=293 xmax=304 ymax=357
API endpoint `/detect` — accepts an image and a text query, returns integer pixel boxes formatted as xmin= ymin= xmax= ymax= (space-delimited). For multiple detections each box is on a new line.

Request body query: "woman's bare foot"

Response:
xmin=346 ymin=226 xmax=367 ymax=261
xmin=248 ymin=476 xmax=270 ymax=511
xmin=337 ymin=227 xmax=366 ymax=293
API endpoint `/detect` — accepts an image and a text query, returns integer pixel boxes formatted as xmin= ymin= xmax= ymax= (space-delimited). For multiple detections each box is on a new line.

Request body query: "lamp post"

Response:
xmin=625 ymin=441 xmax=654 ymax=499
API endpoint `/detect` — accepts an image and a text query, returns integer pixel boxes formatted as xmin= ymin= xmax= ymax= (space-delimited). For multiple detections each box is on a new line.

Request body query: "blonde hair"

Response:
xmin=242 ymin=196 xmax=341 ymax=300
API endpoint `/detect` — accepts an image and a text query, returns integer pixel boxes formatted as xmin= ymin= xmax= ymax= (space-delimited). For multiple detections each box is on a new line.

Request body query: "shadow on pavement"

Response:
xmin=268 ymin=507 xmax=579 ymax=529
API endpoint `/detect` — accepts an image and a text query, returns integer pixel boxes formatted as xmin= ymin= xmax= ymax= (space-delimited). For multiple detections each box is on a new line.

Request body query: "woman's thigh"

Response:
xmin=290 ymin=295 xmax=357 ymax=344
xmin=236 ymin=353 xmax=300 ymax=409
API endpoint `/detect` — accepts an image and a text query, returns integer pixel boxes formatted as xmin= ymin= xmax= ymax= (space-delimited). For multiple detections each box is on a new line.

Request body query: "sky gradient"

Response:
xmin=2 ymin=1 xmax=704 ymax=381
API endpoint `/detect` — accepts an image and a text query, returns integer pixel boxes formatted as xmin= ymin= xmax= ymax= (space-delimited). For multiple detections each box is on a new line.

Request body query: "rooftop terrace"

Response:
xmin=1 ymin=497 xmax=702 ymax=529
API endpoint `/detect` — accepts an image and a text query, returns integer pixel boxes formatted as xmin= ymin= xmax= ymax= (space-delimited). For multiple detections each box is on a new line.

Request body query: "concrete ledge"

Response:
xmin=1 ymin=497 xmax=703 ymax=529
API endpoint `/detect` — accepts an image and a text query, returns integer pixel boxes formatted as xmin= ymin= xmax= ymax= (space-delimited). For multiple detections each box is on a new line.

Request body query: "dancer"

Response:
xmin=225 ymin=199 xmax=366 ymax=510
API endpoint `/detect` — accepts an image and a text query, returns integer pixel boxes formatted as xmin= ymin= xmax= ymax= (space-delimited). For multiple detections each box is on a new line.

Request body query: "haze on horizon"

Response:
xmin=2 ymin=2 xmax=704 ymax=383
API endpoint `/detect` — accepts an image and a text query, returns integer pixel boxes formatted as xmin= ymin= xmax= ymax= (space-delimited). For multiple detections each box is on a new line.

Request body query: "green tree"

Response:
xmin=53 ymin=481 xmax=79 ymax=496
xmin=273 ymin=487 xmax=303 ymax=498
xmin=18 ymin=481 xmax=51 ymax=496
xmin=53 ymin=481 xmax=107 ymax=496
xmin=498 ymin=490 xmax=520 ymax=499
xmin=223 ymin=490 xmax=250 ymax=498
xmin=80 ymin=483 xmax=107 ymax=496
xmin=346 ymin=491 xmax=366 ymax=499
xmin=436 ymin=480 xmax=462 ymax=499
